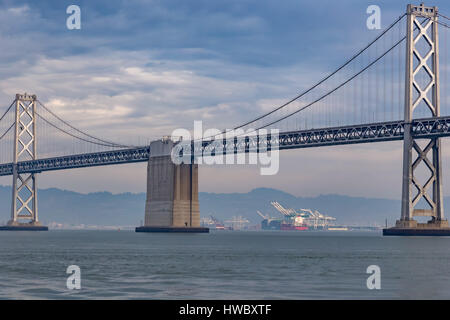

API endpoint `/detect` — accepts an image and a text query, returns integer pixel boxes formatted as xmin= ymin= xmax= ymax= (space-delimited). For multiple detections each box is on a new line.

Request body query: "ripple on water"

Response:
xmin=1 ymin=230 xmax=450 ymax=299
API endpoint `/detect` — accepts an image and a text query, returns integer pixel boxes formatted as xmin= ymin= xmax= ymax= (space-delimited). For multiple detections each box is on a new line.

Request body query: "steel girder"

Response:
xmin=195 ymin=116 xmax=450 ymax=155
xmin=0 ymin=146 xmax=151 ymax=176
xmin=0 ymin=116 xmax=450 ymax=176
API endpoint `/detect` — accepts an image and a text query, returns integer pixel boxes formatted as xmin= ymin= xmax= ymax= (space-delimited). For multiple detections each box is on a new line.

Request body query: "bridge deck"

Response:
xmin=0 ymin=116 xmax=449 ymax=176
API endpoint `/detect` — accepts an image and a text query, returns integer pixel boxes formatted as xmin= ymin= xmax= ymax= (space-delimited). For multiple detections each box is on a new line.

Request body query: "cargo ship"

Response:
xmin=280 ymin=223 xmax=308 ymax=231
xmin=280 ymin=216 xmax=308 ymax=230
xmin=258 ymin=210 xmax=309 ymax=231
xmin=258 ymin=202 xmax=336 ymax=231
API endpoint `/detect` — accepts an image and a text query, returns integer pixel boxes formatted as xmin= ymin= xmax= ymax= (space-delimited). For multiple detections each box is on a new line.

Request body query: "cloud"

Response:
xmin=0 ymin=47 xmax=326 ymax=144
xmin=7 ymin=5 xmax=29 ymax=15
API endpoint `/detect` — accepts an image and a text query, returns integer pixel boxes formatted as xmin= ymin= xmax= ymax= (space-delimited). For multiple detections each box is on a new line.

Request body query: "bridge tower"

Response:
xmin=386 ymin=4 xmax=450 ymax=235
xmin=4 ymin=94 xmax=47 ymax=230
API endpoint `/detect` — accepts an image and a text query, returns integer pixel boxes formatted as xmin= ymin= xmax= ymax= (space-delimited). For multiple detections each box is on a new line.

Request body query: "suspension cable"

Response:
xmin=246 ymin=35 xmax=408 ymax=133
xmin=224 ymin=15 xmax=431 ymax=139
xmin=35 ymin=110 xmax=133 ymax=148
xmin=437 ymin=20 xmax=450 ymax=29
xmin=36 ymin=100 xmax=133 ymax=148
xmin=438 ymin=12 xmax=450 ymax=22
xmin=0 ymin=101 xmax=14 ymax=123
xmin=0 ymin=123 xmax=14 ymax=141
xmin=198 ymin=13 xmax=407 ymax=141
xmin=234 ymin=14 xmax=406 ymax=128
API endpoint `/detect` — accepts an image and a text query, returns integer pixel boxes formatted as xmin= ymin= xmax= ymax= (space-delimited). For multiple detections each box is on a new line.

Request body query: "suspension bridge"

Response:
xmin=0 ymin=3 xmax=449 ymax=235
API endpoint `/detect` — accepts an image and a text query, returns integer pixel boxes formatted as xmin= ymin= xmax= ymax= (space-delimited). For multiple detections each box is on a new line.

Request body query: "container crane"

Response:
xmin=301 ymin=208 xmax=336 ymax=229
xmin=270 ymin=201 xmax=296 ymax=217
xmin=256 ymin=210 xmax=268 ymax=219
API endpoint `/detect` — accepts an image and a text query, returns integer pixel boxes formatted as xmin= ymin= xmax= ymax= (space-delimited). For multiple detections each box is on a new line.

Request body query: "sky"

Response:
xmin=1 ymin=0 xmax=450 ymax=199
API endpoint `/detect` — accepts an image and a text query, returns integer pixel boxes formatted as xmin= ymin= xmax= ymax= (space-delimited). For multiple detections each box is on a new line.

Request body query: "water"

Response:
xmin=0 ymin=230 xmax=450 ymax=299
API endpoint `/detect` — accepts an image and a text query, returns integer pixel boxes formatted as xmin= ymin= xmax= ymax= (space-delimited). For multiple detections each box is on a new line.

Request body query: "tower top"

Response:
xmin=407 ymin=3 xmax=437 ymax=17
xmin=15 ymin=93 xmax=36 ymax=101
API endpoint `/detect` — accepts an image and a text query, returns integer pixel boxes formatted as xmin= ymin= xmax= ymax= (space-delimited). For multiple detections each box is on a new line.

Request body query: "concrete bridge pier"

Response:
xmin=136 ymin=139 xmax=209 ymax=233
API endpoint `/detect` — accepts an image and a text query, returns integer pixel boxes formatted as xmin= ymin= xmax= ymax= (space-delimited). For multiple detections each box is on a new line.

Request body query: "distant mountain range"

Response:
xmin=0 ymin=185 xmax=146 ymax=227
xmin=0 ymin=185 xmax=420 ymax=227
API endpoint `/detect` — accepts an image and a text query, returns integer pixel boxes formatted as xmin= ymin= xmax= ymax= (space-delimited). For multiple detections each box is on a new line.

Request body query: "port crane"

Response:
xmin=256 ymin=210 xmax=280 ymax=223
xmin=270 ymin=202 xmax=297 ymax=217
xmin=301 ymin=208 xmax=336 ymax=229
xmin=270 ymin=201 xmax=336 ymax=229
xmin=256 ymin=210 xmax=268 ymax=219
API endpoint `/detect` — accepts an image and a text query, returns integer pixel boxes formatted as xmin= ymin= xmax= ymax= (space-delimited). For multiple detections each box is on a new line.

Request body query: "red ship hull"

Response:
xmin=280 ymin=224 xmax=308 ymax=231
